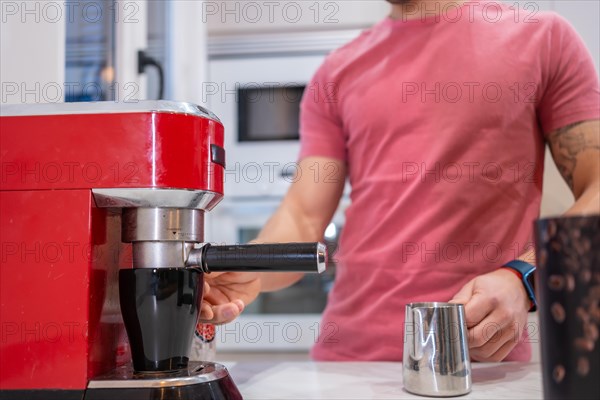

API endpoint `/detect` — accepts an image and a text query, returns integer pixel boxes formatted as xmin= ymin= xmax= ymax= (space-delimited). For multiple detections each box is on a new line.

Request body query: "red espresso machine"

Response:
xmin=0 ymin=102 xmax=326 ymax=399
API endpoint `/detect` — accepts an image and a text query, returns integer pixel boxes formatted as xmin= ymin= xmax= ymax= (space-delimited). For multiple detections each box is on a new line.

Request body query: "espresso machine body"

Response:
xmin=0 ymin=102 xmax=325 ymax=399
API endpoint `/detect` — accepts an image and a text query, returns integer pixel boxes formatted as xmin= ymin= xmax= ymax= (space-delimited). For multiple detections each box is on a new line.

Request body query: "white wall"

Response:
xmin=0 ymin=0 xmax=66 ymax=104
xmin=168 ymin=1 xmax=209 ymax=105
xmin=553 ymin=0 xmax=600 ymax=70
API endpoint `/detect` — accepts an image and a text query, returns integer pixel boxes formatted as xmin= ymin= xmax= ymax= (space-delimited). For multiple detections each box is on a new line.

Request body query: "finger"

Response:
xmin=449 ymin=280 xmax=474 ymax=305
xmin=203 ymin=288 xmax=233 ymax=305
xmin=462 ymin=292 xmax=496 ymax=329
xmin=203 ymin=280 xmax=210 ymax=296
xmin=469 ymin=313 xmax=519 ymax=353
xmin=233 ymin=299 xmax=245 ymax=312
xmin=469 ymin=322 xmax=505 ymax=359
xmin=204 ymin=271 xmax=226 ymax=280
xmin=200 ymin=299 xmax=245 ymax=323
xmin=209 ymin=301 xmax=244 ymax=325
xmin=471 ymin=333 xmax=517 ymax=362
xmin=489 ymin=339 xmax=518 ymax=362
xmin=203 ymin=279 xmax=260 ymax=306
xmin=208 ymin=271 xmax=259 ymax=286
xmin=199 ymin=301 xmax=214 ymax=320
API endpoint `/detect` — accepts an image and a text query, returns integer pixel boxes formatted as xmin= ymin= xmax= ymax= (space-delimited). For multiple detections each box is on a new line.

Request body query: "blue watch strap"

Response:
xmin=503 ymin=260 xmax=537 ymax=312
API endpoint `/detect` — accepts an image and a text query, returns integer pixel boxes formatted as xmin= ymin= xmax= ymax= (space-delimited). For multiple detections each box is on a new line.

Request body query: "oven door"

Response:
xmin=208 ymin=55 xmax=326 ymax=198
xmin=206 ymin=198 xmax=346 ymax=351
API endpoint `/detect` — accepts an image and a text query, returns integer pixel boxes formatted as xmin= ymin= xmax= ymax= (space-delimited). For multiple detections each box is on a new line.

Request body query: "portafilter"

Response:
xmin=119 ymin=207 xmax=326 ymax=373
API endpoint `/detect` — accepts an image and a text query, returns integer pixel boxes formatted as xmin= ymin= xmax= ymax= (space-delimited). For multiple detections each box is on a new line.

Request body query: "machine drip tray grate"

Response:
xmin=192 ymin=365 xmax=205 ymax=373
xmin=87 ymin=361 xmax=227 ymax=389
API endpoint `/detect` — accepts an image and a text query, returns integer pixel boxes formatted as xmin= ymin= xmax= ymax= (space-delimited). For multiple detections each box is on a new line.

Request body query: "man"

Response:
xmin=200 ymin=0 xmax=600 ymax=362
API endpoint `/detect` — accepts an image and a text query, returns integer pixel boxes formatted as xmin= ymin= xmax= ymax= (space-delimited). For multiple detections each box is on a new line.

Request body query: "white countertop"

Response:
xmin=225 ymin=361 xmax=542 ymax=399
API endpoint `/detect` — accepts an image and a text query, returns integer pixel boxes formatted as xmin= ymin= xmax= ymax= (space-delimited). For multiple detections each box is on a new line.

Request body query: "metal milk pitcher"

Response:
xmin=403 ymin=302 xmax=472 ymax=397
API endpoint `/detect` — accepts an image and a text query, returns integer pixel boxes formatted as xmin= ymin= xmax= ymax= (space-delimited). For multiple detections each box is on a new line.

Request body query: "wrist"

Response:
xmin=501 ymin=260 xmax=537 ymax=312
xmin=500 ymin=267 xmax=531 ymax=311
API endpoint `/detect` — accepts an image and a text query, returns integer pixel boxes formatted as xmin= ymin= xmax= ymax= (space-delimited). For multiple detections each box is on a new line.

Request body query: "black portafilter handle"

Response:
xmin=187 ymin=242 xmax=327 ymax=273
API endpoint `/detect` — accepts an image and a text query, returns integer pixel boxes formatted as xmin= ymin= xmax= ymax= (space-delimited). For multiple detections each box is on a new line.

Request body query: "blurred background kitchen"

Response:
xmin=1 ymin=0 xmax=598 ymax=360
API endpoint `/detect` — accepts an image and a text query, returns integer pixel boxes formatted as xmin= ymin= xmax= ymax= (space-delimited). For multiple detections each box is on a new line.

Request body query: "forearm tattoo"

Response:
xmin=548 ymin=121 xmax=600 ymax=190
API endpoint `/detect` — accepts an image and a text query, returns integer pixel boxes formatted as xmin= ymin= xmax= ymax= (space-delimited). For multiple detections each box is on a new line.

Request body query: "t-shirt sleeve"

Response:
xmin=537 ymin=14 xmax=600 ymax=135
xmin=298 ymin=59 xmax=347 ymax=162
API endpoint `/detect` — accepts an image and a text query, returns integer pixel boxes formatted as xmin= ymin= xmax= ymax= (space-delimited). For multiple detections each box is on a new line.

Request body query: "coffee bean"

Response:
xmin=580 ymin=270 xmax=592 ymax=285
xmin=538 ymin=249 xmax=548 ymax=269
xmin=558 ymin=231 xmax=569 ymax=246
xmin=574 ymin=337 xmax=595 ymax=352
xmin=548 ymin=221 xmax=558 ymax=238
xmin=590 ymin=306 xmax=600 ymax=324
xmin=565 ymin=275 xmax=576 ymax=292
xmin=564 ymin=257 xmax=580 ymax=273
xmin=582 ymin=238 xmax=591 ymax=252
xmin=551 ymin=303 xmax=566 ymax=323
xmin=583 ymin=322 xmax=599 ymax=341
xmin=576 ymin=307 xmax=590 ymax=323
xmin=553 ymin=365 xmax=566 ymax=383
xmin=548 ymin=275 xmax=565 ymax=291
xmin=577 ymin=357 xmax=590 ymax=377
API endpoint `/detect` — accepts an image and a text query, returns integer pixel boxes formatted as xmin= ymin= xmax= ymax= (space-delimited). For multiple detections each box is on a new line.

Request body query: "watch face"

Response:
xmin=523 ymin=268 xmax=536 ymax=288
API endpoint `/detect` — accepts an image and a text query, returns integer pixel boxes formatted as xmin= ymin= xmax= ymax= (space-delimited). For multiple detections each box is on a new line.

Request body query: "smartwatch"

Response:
xmin=502 ymin=260 xmax=537 ymax=312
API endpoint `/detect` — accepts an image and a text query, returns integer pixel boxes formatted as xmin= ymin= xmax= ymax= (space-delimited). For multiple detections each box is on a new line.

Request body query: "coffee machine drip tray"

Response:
xmin=84 ymin=362 xmax=242 ymax=400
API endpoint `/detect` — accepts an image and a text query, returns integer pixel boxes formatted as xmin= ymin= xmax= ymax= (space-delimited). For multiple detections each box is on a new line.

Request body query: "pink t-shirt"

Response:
xmin=300 ymin=1 xmax=600 ymax=361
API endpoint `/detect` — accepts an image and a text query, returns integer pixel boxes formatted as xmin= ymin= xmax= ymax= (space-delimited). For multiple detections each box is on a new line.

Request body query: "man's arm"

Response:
xmin=200 ymin=156 xmax=346 ymax=323
xmin=547 ymin=119 xmax=600 ymax=213
xmin=515 ymin=119 xmax=600 ymax=264
xmin=255 ymin=156 xmax=347 ymax=291
xmin=451 ymin=120 xmax=600 ymax=362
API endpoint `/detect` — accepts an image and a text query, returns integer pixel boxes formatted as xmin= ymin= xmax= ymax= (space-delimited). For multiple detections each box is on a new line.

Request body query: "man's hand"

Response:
xmin=199 ymin=272 xmax=261 ymax=325
xmin=449 ymin=269 xmax=530 ymax=362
